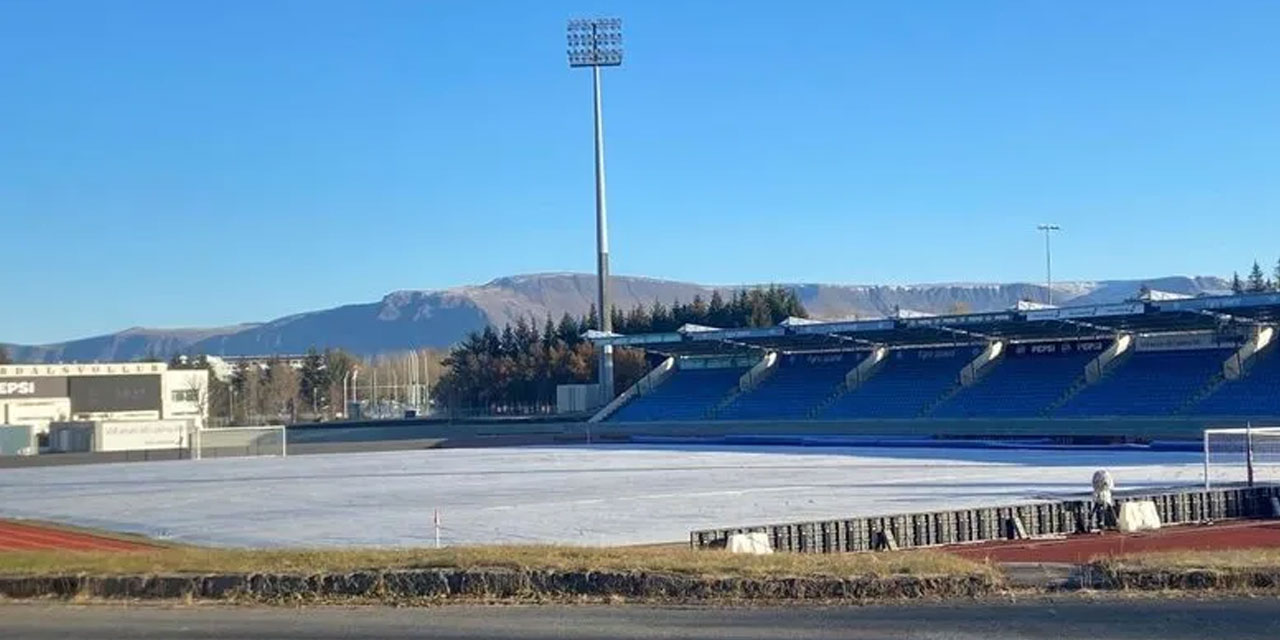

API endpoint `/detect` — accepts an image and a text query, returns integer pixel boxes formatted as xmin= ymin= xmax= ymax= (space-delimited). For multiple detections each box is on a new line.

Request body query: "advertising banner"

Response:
xmin=1009 ymin=340 xmax=1108 ymax=357
xmin=0 ymin=377 xmax=68 ymax=399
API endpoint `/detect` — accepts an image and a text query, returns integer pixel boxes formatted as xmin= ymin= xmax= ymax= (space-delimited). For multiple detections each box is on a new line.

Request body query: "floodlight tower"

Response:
xmin=567 ymin=17 xmax=623 ymax=402
xmin=1037 ymin=224 xmax=1061 ymax=305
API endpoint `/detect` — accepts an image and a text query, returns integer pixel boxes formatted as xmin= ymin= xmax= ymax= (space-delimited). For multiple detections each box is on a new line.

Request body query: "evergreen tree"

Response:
xmin=690 ymin=294 xmax=709 ymax=323
xmin=513 ymin=316 xmax=537 ymax=354
xmin=480 ymin=325 xmax=501 ymax=355
xmin=1248 ymin=261 xmax=1268 ymax=293
xmin=707 ymin=290 xmax=728 ymax=327
xmin=1232 ymin=271 xmax=1244 ymax=295
xmin=669 ymin=298 xmax=689 ymax=327
xmin=623 ymin=304 xmax=651 ymax=335
xmin=0 ymin=346 xmax=10 ymax=365
xmin=609 ymin=305 xmax=625 ymax=333
xmin=499 ymin=325 xmax=517 ymax=356
xmin=298 ymin=347 xmax=327 ymax=415
xmin=649 ymin=300 xmax=672 ymax=331
xmin=542 ymin=314 xmax=557 ymax=346
xmin=555 ymin=313 xmax=579 ymax=344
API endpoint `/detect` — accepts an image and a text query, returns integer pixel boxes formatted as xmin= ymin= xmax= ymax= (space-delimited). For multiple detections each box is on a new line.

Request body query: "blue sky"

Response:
xmin=3 ymin=1 xmax=1279 ymax=344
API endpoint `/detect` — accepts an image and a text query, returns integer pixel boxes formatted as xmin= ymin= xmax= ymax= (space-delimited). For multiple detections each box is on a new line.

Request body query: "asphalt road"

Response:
xmin=2 ymin=597 xmax=1279 ymax=639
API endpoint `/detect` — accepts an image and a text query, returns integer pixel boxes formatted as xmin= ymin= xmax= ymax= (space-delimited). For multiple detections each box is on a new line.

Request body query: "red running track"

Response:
xmin=0 ymin=520 xmax=157 ymax=552
xmin=949 ymin=520 xmax=1280 ymax=563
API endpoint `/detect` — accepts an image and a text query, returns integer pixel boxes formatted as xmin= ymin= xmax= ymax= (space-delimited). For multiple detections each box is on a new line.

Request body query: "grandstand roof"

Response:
xmin=588 ymin=292 xmax=1280 ymax=357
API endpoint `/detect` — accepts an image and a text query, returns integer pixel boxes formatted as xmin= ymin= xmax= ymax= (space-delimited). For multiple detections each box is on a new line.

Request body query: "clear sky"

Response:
xmin=3 ymin=1 xmax=1279 ymax=344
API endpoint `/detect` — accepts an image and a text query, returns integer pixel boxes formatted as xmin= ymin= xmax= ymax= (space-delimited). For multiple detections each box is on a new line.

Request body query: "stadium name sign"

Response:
xmin=0 ymin=377 xmax=70 ymax=399
xmin=0 ymin=363 xmax=167 ymax=378
xmin=0 ymin=381 xmax=36 ymax=396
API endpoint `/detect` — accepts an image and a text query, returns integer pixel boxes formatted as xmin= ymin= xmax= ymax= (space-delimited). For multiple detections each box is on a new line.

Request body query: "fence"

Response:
xmin=690 ymin=484 xmax=1280 ymax=553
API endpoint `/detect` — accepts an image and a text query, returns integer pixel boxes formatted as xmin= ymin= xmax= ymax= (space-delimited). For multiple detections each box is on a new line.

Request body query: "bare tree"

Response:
xmin=263 ymin=359 xmax=299 ymax=423
xmin=181 ymin=371 xmax=210 ymax=429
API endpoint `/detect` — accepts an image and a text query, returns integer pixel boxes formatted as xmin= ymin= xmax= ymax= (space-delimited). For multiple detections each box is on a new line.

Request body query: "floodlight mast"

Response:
xmin=568 ymin=17 xmax=623 ymax=402
xmin=1037 ymin=224 xmax=1061 ymax=305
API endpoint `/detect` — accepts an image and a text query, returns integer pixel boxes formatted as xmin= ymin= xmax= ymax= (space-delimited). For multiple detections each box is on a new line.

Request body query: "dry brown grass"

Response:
xmin=0 ymin=545 xmax=993 ymax=578
xmin=1099 ymin=548 xmax=1280 ymax=572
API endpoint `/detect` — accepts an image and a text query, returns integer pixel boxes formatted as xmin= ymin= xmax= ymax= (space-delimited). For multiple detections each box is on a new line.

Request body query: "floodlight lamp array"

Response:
xmin=567 ymin=17 xmax=623 ymax=67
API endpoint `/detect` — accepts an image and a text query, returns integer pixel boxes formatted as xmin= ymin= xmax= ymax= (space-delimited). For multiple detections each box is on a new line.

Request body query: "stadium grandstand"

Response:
xmin=587 ymin=292 xmax=1280 ymax=435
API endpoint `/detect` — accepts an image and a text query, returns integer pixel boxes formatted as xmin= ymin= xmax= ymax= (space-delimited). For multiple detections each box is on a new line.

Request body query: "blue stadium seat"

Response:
xmin=1054 ymin=348 xmax=1232 ymax=417
xmin=608 ymin=366 xmax=747 ymax=422
xmin=931 ymin=343 xmax=1102 ymax=418
xmin=820 ymin=347 xmax=977 ymax=419
xmin=1190 ymin=345 xmax=1280 ymax=417
xmin=716 ymin=353 xmax=859 ymax=420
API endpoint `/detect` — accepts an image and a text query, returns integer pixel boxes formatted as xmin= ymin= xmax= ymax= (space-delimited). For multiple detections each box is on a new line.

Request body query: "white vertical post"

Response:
xmin=281 ymin=425 xmax=288 ymax=458
xmin=1045 ymin=230 xmax=1052 ymax=305
xmin=434 ymin=508 xmax=441 ymax=549
xmin=1203 ymin=429 xmax=1211 ymax=491
xmin=1246 ymin=421 xmax=1255 ymax=487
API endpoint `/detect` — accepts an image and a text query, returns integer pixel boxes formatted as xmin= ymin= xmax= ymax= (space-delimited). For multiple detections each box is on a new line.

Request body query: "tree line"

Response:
xmin=173 ymin=348 xmax=445 ymax=425
xmin=1231 ymin=259 xmax=1280 ymax=294
xmin=432 ymin=286 xmax=807 ymax=412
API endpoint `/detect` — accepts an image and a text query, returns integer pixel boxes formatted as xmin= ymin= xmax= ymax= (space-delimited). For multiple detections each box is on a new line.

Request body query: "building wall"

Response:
xmin=162 ymin=369 xmax=208 ymax=429
xmin=0 ymin=398 xmax=71 ymax=434
xmin=0 ymin=363 xmax=207 ymax=433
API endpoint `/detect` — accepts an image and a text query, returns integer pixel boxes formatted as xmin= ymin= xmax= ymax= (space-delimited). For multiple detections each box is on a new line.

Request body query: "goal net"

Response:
xmin=1203 ymin=425 xmax=1280 ymax=489
xmin=192 ymin=426 xmax=287 ymax=460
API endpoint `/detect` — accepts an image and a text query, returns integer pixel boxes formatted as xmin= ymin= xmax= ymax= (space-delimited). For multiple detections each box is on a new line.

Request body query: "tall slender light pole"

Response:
xmin=568 ymin=17 xmax=623 ymax=402
xmin=1037 ymin=224 xmax=1061 ymax=305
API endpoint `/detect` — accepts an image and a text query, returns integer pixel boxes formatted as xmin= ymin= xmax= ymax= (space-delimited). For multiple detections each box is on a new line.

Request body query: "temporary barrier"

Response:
xmin=690 ymin=484 xmax=1280 ymax=553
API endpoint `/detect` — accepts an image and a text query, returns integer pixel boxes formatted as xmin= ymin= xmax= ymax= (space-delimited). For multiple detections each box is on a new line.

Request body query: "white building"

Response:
xmin=0 ymin=362 xmax=208 ymax=433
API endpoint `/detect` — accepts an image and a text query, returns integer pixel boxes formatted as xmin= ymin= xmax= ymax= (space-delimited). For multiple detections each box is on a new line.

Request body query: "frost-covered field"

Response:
xmin=0 ymin=445 xmax=1207 ymax=548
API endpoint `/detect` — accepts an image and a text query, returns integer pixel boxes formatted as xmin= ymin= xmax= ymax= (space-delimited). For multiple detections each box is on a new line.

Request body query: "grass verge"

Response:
xmin=1098 ymin=548 xmax=1280 ymax=572
xmin=0 ymin=545 xmax=993 ymax=579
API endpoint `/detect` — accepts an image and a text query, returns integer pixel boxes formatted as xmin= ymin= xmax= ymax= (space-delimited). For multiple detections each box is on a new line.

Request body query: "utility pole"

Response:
xmin=1037 ymin=224 xmax=1061 ymax=305
xmin=568 ymin=17 xmax=623 ymax=403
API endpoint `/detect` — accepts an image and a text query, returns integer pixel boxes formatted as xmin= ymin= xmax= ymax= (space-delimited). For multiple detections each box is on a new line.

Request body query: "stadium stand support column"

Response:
xmin=740 ymin=351 xmax=779 ymax=392
xmin=809 ymin=347 xmax=888 ymax=417
xmin=1224 ymin=325 xmax=1275 ymax=381
xmin=1043 ymin=334 xmax=1131 ymax=416
xmin=959 ymin=340 xmax=1006 ymax=387
xmin=845 ymin=346 xmax=888 ymax=390
xmin=1085 ymin=333 xmax=1133 ymax=384
xmin=589 ymin=356 xmax=676 ymax=423
xmin=711 ymin=351 xmax=778 ymax=415
xmin=922 ymin=341 xmax=1006 ymax=417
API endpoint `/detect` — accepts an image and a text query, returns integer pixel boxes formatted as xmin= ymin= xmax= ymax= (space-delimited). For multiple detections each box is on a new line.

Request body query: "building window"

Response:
xmin=171 ymin=390 xmax=199 ymax=403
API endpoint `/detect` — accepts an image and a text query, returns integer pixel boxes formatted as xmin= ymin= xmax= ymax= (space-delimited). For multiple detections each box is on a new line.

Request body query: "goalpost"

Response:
xmin=1203 ymin=423 xmax=1280 ymax=490
xmin=192 ymin=426 xmax=288 ymax=460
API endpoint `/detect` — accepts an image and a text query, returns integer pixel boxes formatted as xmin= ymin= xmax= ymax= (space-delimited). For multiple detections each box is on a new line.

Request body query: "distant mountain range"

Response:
xmin=2 ymin=272 xmax=1231 ymax=363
